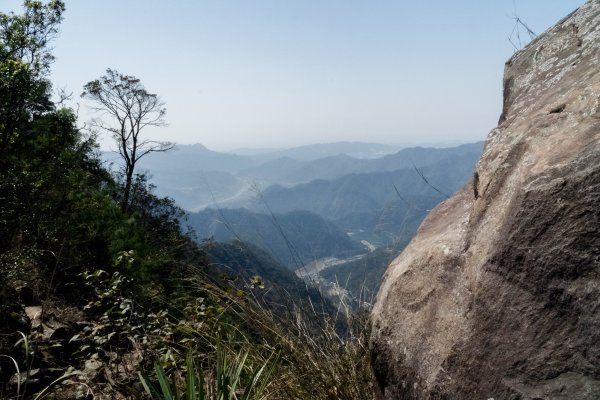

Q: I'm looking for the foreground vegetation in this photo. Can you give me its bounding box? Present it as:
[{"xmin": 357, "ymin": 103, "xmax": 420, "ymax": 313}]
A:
[{"xmin": 0, "ymin": 1, "xmax": 372, "ymax": 399}]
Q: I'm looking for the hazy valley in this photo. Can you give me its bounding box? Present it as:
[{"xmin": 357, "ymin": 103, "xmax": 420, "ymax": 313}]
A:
[{"xmin": 135, "ymin": 141, "xmax": 483, "ymax": 303}]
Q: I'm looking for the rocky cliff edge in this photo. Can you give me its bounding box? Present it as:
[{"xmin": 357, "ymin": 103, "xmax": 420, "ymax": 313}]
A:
[{"xmin": 370, "ymin": 1, "xmax": 600, "ymax": 399}]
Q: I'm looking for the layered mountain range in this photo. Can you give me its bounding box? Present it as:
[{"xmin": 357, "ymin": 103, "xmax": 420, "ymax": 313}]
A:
[
  {"xmin": 136, "ymin": 142, "xmax": 483, "ymax": 212},
  {"xmin": 132, "ymin": 141, "xmax": 483, "ymax": 300}
]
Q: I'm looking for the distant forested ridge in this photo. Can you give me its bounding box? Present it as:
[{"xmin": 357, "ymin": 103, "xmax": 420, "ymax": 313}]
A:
[
  {"xmin": 189, "ymin": 208, "xmax": 365, "ymax": 268},
  {"xmin": 136, "ymin": 141, "xmax": 483, "ymax": 211},
  {"xmin": 203, "ymin": 240, "xmax": 332, "ymax": 310}
]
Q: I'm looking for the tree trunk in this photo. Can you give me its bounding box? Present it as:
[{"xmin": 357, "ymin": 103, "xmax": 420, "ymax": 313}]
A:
[{"xmin": 121, "ymin": 165, "xmax": 134, "ymax": 213}]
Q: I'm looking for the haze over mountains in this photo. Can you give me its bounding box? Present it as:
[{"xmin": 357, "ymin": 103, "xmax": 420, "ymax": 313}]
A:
[
  {"xmin": 135, "ymin": 142, "xmax": 401, "ymax": 211},
  {"xmin": 233, "ymin": 142, "xmax": 405, "ymax": 161},
  {"xmin": 133, "ymin": 140, "xmax": 483, "ymax": 301},
  {"xmin": 136, "ymin": 141, "xmax": 483, "ymax": 211}
]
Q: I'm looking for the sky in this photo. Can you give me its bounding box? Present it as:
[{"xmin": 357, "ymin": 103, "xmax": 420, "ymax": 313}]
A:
[{"xmin": 1, "ymin": 1, "xmax": 586, "ymax": 151}]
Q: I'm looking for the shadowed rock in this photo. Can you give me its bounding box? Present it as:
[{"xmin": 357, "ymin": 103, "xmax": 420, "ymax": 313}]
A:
[{"xmin": 370, "ymin": 1, "xmax": 600, "ymax": 399}]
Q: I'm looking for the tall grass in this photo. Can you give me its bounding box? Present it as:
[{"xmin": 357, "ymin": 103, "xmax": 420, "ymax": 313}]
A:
[
  {"xmin": 141, "ymin": 346, "xmax": 277, "ymax": 400},
  {"xmin": 146, "ymin": 270, "xmax": 373, "ymax": 400}
]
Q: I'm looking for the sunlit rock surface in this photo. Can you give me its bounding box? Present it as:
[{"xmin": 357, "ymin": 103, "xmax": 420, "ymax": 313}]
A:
[{"xmin": 370, "ymin": 1, "xmax": 600, "ymax": 398}]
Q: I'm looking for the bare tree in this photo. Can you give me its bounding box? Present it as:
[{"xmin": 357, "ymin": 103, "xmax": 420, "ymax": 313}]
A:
[{"xmin": 82, "ymin": 69, "xmax": 173, "ymax": 212}]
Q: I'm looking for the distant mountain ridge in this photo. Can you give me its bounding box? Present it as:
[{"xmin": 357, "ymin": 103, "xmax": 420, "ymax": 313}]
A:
[
  {"xmin": 188, "ymin": 208, "xmax": 365, "ymax": 268},
  {"xmin": 238, "ymin": 142, "xmax": 484, "ymax": 186},
  {"xmin": 203, "ymin": 240, "xmax": 330, "ymax": 309},
  {"xmin": 132, "ymin": 141, "xmax": 482, "ymax": 211},
  {"xmin": 137, "ymin": 143, "xmax": 257, "ymax": 173},
  {"xmin": 229, "ymin": 149, "xmax": 482, "ymax": 223},
  {"xmin": 239, "ymin": 141, "xmax": 405, "ymax": 161}
]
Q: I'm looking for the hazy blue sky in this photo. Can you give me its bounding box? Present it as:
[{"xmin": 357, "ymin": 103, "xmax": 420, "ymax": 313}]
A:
[{"xmin": 2, "ymin": 1, "xmax": 585, "ymax": 151}]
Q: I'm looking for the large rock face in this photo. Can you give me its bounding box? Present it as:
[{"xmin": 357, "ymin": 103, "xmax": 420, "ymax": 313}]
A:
[{"xmin": 370, "ymin": 2, "xmax": 600, "ymax": 399}]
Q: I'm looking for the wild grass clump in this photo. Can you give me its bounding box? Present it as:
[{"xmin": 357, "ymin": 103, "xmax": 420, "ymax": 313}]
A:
[
  {"xmin": 141, "ymin": 270, "xmax": 373, "ymax": 400},
  {"xmin": 140, "ymin": 346, "xmax": 277, "ymax": 400}
]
